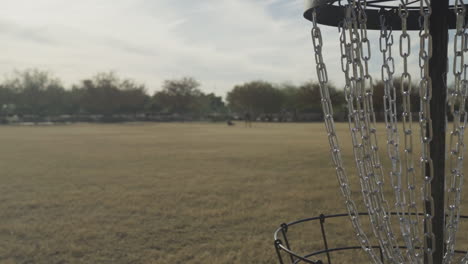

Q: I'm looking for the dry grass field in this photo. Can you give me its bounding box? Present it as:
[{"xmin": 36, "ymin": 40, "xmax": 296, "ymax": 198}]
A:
[{"xmin": 1, "ymin": 122, "xmax": 468, "ymax": 264}]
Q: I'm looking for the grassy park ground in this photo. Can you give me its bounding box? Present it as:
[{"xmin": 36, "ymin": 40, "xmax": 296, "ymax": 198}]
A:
[{"xmin": 1, "ymin": 122, "xmax": 468, "ymax": 263}]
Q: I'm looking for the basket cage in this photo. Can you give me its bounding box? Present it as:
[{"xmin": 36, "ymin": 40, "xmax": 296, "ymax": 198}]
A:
[
  {"xmin": 274, "ymin": 213, "xmax": 468, "ymax": 264},
  {"xmin": 274, "ymin": 0, "xmax": 468, "ymax": 263}
]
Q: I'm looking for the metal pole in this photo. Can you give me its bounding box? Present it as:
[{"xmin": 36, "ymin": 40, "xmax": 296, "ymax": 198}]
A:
[
  {"xmin": 428, "ymin": 0, "xmax": 449, "ymax": 263},
  {"xmin": 319, "ymin": 214, "xmax": 332, "ymax": 264}
]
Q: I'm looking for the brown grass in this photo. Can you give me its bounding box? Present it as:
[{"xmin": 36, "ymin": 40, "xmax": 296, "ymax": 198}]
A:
[{"xmin": 0, "ymin": 122, "xmax": 467, "ymax": 263}]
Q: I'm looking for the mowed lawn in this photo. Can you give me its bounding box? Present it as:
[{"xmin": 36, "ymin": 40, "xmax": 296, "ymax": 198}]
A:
[{"xmin": 1, "ymin": 122, "xmax": 468, "ymax": 264}]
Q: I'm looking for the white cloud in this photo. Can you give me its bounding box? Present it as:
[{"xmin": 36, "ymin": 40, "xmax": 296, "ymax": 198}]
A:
[
  {"xmin": 0, "ymin": 0, "xmax": 382, "ymax": 97},
  {"xmin": 0, "ymin": 0, "xmax": 459, "ymax": 97}
]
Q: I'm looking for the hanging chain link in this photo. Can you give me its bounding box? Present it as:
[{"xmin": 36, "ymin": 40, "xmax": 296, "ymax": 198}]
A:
[
  {"xmin": 311, "ymin": 10, "xmax": 383, "ymax": 264},
  {"xmin": 380, "ymin": 7, "xmax": 420, "ymax": 263},
  {"xmin": 365, "ymin": 5, "xmax": 407, "ymax": 264},
  {"xmin": 398, "ymin": 1, "xmax": 427, "ymax": 262},
  {"xmin": 309, "ymin": 1, "xmax": 468, "ymax": 263},
  {"xmin": 445, "ymin": 1, "xmax": 467, "ymax": 263},
  {"xmin": 416, "ymin": 0, "xmax": 436, "ymax": 263},
  {"xmin": 345, "ymin": 1, "xmax": 403, "ymax": 262}
]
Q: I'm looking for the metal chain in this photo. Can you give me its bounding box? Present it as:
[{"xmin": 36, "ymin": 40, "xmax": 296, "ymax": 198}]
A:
[
  {"xmin": 359, "ymin": 1, "xmax": 405, "ymax": 262},
  {"xmin": 398, "ymin": 2, "xmax": 427, "ymax": 262},
  {"xmin": 311, "ymin": 1, "xmax": 468, "ymax": 263},
  {"xmin": 311, "ymin": 10, "xmax": 382, "ymax": 264},
  {"xmin": 381, "ymin": 9, "xmax": 421, "ymax": 263},
  {"xmin": 462, "ymin": 255, "xmax": 468, "ymax": 264},
  {"xmin": 444, "ymin": 1, "xmax": 467, "ymax": 263},
  {"xmin": 345, "ymin": 1, "xmax": 403, "ymax": 262},
  {"xmin": 416, "ymin": 0, "xmax": 436, "ymax": 263}
]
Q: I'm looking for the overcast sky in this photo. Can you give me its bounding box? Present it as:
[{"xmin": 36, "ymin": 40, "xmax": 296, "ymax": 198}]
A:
[
  {"xmin": 0, "ymin": 0, "xmax": 332, "ymax": 96},
  {"xmin": 0, "ymin": 0, "xmax": 460, "ymax": 97}
]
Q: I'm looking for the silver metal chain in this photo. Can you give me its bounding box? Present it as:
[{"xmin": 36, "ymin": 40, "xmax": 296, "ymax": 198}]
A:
[
  {"xmin": 345, "ymin": 1, "xmax": 403, "ymax": 262},
  {"xmin": 309, "ymin": 1, "xmax": 466, "ymax": 263},
  {"xmin": 311, "ymin": 10, "xmax": 383, "ymax": 264},
  {"xmin": 346, "ymin": 7, "xmax": 385, "ymax": 261},
  {"xmin": 380, "ymin": 8, "xmax": 421, "ymax": 263},
  {"xmin": 445, "ymin": 1, "xmax": 467, "ymax": 263},
  {"xmin": 416, "ymin": 0, "xmax": 436, "ymax": 263},
  {"xmin": 399, "ymin": 1, "xmax": 427, "ymax": 262},
  {"xmin": 366, "ymin": 8, "xmax": 407, "ymax": 264}
]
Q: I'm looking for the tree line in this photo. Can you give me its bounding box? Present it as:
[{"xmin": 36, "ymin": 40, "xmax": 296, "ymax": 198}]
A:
[
  {"xmin": 227, "ymin": 79, "xmax": 423, "ymax": 122},
  {"xmin": 0, "ymin": 70, "xmax": 225, "ymax": 122},
  {"xmin": 0, "ymin": 69, "xmax": 424, "ymax": 123}
]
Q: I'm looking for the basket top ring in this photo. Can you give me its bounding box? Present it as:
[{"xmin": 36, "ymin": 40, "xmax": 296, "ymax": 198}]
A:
[{"xmin": 303, "ymin": 0, "xmax": 464, "ymax": 30}]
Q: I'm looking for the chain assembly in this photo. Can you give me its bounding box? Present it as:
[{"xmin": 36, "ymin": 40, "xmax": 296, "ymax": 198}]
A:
[
  {"xmin": 345, "ymin": 6, "xmax": 386, "ymax": 262},
  {"xmin": 380, "ymin": 5, "xmax": 422, "ymax": 262},
  {"xmin": 342, "ymin": 0, "xmax": 404, "ymax": 262},
  {"xmin": 308, "ymin": 0, "xmax": 468, "ymax": 263},
  {"xmin": 445, "ymin": 1, "xmax": 467, "ymax": 263},
  {"xmin": 312, "ymin": 9, "xmax": 383, "ymax": 264},
  {"xmin": 415, "ymin": 0, "xmax": 436, "ymax": 263},
  {"xmin": 368, "ymin": 4, "xmax": 406, "ymax": 264},
  {"xmin": 400, "ymin": 0, "xmax": 427, "ymax": 262}
]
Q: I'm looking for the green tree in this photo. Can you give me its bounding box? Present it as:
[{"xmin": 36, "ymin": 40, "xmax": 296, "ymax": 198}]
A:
[
  {"xmin": 74, "ymin": 72, "xmax": 149, "ymax": 115},
  {"xmin": 294, "ymin": 82, "xmax": 321, "ymax": 113},
  {"xmin": 2, "ymin": 69, "xmax": 66, "ymax": 115},
  {"xmin": 278, "ymin": 83, "xmax": 299, "ymax": 111},
  {"xmin": 196, "ymin": 93, "xmax": 226, "ymax": 114},
  {"xmin": 0, "ymin": 85, "xmax": 17, "ymax": 115},
  {"xmin": 292, "ymin": 81, "xmax": 344, "ymax": 114},
  {"xmin": 372, "ymin": 79, "xmax": 419, "ymax": 119},
  {"xmin": 152, "ymin": 77, "xmax": 203, "ymax": 114},
  {"xmin": 117, "ymin": 80, "xmax": 150, "ymax": 114},
  {"xmin": 226, "ymin": 81, "xmax": 284, "ymax": 117}
]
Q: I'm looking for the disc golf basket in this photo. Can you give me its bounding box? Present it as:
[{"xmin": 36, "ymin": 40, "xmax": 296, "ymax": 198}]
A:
[{"xmin": 274, "ymin": 0, "xmax": 468, "ymax": 263}]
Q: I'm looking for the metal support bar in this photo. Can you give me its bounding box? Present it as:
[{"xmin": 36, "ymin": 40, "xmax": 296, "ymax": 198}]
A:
[
  {"xmin": 428, "ymin": 0, "xmax": 449, "ymax": 263},
  {"xmin": 319, "ymin": 214, "xmax": 332, "ymax": 264},
  {"xmin": 281, "ymin": 223, "xmax": 295, "ymax": 263},
  {"xmin": 275, "ymin": 239, "xmax": 286, "ymax": 264},
  {"xmin": 379, "ymin": 247, "xmax": 384, "ymax": 263}
]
